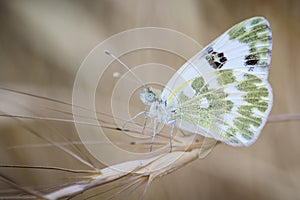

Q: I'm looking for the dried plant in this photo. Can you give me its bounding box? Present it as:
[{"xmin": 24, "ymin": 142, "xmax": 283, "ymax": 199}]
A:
[
  {"xmin": 0, "ymin": 88, "xmax": 299, "ymax": 199},
  {"xmin": 0, "ymin": 88, "xmax": 218, "ymax": 199}
]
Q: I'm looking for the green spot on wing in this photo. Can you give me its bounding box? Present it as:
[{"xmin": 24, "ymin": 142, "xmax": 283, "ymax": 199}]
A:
[
  {"xmin": 191, "ymin": 77, "xmax": 208, "ymax": 94},
  {"xmin": 228, "ymin": 24, "xmax": 246, "ymax": 40},
  {"xmin": 178, "ymin": 91, "xmax": 189, "ymax": 103},
  {"xmin": 237, "ymin": 74, "xmax": 262, "ymax": 91},
  {"xmin": 226, "ymin": 127, "xmax": 237, "ymax": 138},
  {"xmin": 217, "ymin": 70, "xmax": 237, "ymax": 85},
  {"xmin": 250, "ymin": 17, "xmax": 264, "ymax": 25}
]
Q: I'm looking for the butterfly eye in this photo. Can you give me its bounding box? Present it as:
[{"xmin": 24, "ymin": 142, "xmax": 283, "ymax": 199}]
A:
[
  {"xmin": 140, "ymin": 88, "xmax": 157, "ymax": 105},
  {"xmin": 146, "ymin": 92, "xmax": 155, "ymax": 102}
]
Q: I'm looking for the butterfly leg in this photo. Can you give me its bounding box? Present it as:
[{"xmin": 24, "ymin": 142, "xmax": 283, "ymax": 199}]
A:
[
  {"xmin": 141, "ymin": 107, "xmax": 149, "ymax": 134},
  {"xmin": 169, "ymin": 123, "xmax": 175, "ymax": 152},
  {"xmin": 150, "ymin": 118, "xmax": 157, "ymax": 152},
  {"xmin": 122, "ymin": 111, "xmax": 146, "ymax": 131}
]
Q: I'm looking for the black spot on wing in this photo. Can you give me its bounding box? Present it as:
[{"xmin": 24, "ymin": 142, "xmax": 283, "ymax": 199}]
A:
[
  {"xmin": 220, "ymin": 57, "xmax": 227, "ymax": 63},
  {"xmin": 245, "ymin": 59, "xmax": 259, "ymax": 65},
  {"xmin": 205, "ymin": 47, "xmax": 227, "ymax": 69},
  {"xmin": 245, "ymin": 54, "xmax": 259, "ymax": 66}
]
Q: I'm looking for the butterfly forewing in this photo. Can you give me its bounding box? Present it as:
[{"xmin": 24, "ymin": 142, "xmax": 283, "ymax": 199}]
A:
[{"xmin": 162, "ymin": 16, "xmax": 272, "ymax": 146}]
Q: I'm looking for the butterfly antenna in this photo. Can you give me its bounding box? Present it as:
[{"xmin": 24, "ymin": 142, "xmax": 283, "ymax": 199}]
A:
[{"xmin": 104, "ymin": 50, "xmax": 146, "ymax": 89}]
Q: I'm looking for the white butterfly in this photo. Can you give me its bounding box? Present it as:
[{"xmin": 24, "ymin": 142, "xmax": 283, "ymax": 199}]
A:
[{"xmin": 139, "ymin": 16, "xmax": 272, "ymax": 147}]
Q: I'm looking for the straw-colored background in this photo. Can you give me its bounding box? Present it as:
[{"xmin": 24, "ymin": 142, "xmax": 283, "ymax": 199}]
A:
[{"xmin": 0, "ymin": 0, "xmax": 299, "ymax": 199}]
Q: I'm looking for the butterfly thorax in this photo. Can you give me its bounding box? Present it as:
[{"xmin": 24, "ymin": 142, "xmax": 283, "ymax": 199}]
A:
[{"xmin": 140, "ymin": 87, "xmax": 175, "ymax": 124}]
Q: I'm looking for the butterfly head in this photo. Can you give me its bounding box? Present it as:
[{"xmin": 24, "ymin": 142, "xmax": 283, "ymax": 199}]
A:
[{"xmin": 140, "ymin": 87, "xmax": 162, "ymax": 105}]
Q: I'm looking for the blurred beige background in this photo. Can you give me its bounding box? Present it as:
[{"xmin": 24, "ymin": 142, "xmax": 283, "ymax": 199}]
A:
[{"xmin": 0, "ymin": 0, "xmax": 300, "ymax": 199}]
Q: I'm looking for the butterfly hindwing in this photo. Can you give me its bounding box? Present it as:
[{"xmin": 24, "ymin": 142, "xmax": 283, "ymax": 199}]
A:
[
  {"xmin": 175, "ymin": 69, "xmax": 272, "ymax": 146},
  {"xmin": 162, "ymin": 16, "xmax": 272, "ymax": 146}
]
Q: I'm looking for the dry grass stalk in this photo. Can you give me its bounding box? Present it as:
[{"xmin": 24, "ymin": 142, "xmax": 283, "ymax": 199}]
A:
[{"xmin": 44, "ymin": 136, "xmax": 217, "ymax": 200}]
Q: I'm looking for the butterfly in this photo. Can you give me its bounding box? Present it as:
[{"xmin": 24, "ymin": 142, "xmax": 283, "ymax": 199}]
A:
[{"xmin": 139, "ymin": 16, "xmax": 272, "ymax": 147}]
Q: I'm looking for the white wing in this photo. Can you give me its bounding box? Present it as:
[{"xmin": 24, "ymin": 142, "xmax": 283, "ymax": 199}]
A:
[{"xmin": 162, "ymin": 17, "xmax": 272, "ymax": 146}]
